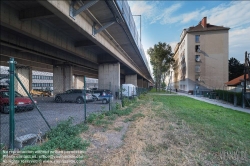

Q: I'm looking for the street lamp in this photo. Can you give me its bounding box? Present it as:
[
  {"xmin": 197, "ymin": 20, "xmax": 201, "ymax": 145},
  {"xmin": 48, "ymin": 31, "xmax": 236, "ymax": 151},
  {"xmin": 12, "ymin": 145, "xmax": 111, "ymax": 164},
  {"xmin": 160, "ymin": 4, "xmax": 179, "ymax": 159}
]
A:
[{"xmin": 132, "ymin": 15, "xmax": 141, "ymax": 43}]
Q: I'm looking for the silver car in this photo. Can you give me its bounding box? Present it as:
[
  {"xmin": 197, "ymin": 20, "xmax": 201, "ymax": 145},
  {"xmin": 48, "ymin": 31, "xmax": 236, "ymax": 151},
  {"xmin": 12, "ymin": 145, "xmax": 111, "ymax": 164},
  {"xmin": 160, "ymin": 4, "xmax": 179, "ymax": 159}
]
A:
[{"xmin": 54, "ymin": 89, "xmax": 93, "ymax": 104}]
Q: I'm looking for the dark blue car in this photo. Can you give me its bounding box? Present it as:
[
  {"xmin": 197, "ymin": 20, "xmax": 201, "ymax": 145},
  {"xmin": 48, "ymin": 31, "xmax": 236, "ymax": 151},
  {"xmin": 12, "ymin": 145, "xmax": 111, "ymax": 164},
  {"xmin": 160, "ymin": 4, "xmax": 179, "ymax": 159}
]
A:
[{"xmin": 92, "ymin": 89, "xmax": 113, "ymax": 104}]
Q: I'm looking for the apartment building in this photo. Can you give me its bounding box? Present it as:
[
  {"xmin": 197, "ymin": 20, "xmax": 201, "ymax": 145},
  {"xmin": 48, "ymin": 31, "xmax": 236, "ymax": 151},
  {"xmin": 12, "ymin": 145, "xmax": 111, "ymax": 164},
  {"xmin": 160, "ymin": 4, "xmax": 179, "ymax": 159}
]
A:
[{"xmin": 172, "ymin": 17, "xmax": 229, "ymax": 92}]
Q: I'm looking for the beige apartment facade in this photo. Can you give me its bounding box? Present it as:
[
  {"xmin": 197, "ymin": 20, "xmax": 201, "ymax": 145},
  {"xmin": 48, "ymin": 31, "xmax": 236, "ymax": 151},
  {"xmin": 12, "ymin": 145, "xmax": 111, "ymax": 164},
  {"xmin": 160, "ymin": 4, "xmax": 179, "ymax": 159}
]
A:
[{"xmin": 172, "ymin": 17, "xmax": 229, "ymax": 92}]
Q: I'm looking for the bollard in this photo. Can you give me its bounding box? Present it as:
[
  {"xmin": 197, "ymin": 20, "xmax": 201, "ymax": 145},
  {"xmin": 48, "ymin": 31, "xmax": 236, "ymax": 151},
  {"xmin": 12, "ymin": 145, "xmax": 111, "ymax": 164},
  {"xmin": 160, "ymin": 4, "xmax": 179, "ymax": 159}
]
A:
[{"xmin": 234, "ymin": 94, "xmax": 237, "ymax": 107}]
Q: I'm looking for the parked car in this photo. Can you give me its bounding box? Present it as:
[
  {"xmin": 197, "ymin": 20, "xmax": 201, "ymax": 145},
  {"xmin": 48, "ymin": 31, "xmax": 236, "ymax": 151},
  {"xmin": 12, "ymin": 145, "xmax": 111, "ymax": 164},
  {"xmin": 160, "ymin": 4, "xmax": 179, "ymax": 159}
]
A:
[
  {"xmin": 30, "ymin": 89, "xmax": 51, "ymax": 97},
  {"xmin": 92, "ymin": 89, "xmax": 113, "ymax": 104},
  {"xmin": 54, "ymin": 89, "xmax": 93, "ymax": 104},
  {"xmin": 0, "ymin": 89, "xmax": 37, "ymax": 114}
]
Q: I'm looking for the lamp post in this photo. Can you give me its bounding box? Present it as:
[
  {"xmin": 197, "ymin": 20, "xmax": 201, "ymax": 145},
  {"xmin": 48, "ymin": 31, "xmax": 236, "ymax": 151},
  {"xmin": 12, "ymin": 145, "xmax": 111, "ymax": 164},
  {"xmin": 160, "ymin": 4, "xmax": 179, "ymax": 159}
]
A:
[{"xmin": 132, "ymin": 15, "xmax": 141, "ymax": 43}]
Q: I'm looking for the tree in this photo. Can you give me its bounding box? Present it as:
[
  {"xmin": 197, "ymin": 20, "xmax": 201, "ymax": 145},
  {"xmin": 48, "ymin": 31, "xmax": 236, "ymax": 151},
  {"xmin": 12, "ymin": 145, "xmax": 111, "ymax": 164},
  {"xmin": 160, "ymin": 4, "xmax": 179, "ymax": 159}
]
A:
[
  {"xmin": 229, "ymin": 57, "xmax": 244, "ymax": 80},
  {"xmin": 147, "ymin": 42, "xmax": 174, "ymax": 91}
]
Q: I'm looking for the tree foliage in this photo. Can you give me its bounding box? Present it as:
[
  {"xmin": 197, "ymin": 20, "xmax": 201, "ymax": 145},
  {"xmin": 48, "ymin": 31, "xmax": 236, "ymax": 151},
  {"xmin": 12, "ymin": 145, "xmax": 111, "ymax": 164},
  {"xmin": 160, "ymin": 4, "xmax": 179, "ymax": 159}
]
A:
[
  {"xmin": 229, "ymin": 57, "xmax": 244, "ymax": 80},
  {"xmin": 147, "ymin": 42, "xmax": 174, "ymax": 91}
]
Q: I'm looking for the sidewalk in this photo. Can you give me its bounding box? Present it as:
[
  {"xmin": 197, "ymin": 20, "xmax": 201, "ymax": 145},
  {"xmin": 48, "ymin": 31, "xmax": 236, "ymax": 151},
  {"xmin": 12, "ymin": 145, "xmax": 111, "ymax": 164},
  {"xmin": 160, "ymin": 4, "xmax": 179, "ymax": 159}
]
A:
[{"xmin": 176, "ymin": 92, "xmax": 250, "ymax": 114}]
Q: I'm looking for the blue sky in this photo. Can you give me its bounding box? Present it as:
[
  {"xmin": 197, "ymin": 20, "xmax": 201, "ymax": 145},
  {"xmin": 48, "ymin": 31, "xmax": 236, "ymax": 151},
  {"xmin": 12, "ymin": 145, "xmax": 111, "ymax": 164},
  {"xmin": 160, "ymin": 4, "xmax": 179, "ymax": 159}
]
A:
[{"xmin": 128, "ymin": 1, "xmax": 250, "ymax": 64}]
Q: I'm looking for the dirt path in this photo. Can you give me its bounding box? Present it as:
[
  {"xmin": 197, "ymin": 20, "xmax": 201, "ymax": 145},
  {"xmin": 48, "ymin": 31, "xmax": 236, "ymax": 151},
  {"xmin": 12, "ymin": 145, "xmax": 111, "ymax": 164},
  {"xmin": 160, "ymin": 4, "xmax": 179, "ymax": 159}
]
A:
[{"xmin": 83, "ymin": 99, "xmax": 209, "ymax": 166}]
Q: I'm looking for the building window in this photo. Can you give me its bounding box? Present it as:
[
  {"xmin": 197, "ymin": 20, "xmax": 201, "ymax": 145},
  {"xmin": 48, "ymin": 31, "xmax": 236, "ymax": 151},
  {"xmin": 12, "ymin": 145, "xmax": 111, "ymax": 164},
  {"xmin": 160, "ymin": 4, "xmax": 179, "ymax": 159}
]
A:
[
  {"xmin": 195, "ymin": 35, "xmax": 200, "ymax": 43},
  {"xmin": 195, "ymin": 75, "xmax": 201, "ymax": 81},
  {"xmin": 195, "ymin": 45, "xmax": 201, "ymax": 52},
  {"xmin": 195, "ymin": 55, "xmax": 201, "ymax": 62},
  {"xmin": 195, "ymin": 65, "xmax": 201, "ymax": 72}
]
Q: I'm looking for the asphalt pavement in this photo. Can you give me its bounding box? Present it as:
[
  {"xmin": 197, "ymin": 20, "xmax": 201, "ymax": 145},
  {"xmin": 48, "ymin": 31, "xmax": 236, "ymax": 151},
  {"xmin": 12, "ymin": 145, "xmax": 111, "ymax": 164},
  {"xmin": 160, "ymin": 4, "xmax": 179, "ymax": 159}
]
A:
[{"xmin": 0, "ymin": 97, "xmax": 121, "ymax": 147}]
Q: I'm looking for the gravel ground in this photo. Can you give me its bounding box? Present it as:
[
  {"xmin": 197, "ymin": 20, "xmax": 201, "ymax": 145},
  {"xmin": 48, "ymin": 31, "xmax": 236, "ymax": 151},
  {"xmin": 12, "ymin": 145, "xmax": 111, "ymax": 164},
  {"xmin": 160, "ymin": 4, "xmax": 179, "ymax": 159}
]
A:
[{"xmin": 0, "ymin": 97, "xmax": 121, "ymax": 147}]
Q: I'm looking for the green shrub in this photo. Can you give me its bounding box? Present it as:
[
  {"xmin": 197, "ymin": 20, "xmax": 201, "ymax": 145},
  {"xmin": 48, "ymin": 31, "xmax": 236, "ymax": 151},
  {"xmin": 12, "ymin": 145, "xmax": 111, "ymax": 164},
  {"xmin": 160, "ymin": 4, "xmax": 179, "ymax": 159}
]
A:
[
  {"xmin": 86, "ymin": 114, "xmax": 98, "ymax": 123},
  {"xmin": 214, "ymin": 90, "xmax": 249, "ymax": 107}
]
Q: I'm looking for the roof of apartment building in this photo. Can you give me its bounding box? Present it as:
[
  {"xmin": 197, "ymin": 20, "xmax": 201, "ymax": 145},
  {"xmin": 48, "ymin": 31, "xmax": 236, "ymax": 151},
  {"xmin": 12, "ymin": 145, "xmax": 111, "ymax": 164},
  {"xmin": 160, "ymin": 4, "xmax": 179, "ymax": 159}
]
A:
[
  {"xmin": 225, "ymin": 74, "xmax": 249, "ymax": 86},
  {"xmin": 187, "ymin": 17, "xmax": 230, "ymax": 32}
]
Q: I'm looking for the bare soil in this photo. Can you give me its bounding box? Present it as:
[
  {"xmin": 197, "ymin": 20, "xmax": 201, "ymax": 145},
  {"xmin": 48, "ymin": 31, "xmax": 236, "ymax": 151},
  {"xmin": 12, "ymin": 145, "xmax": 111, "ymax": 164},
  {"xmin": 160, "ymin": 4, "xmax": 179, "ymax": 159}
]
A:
[{"xmin": 83, "ymin": 101, "xmax": 209, "ymax": 166}]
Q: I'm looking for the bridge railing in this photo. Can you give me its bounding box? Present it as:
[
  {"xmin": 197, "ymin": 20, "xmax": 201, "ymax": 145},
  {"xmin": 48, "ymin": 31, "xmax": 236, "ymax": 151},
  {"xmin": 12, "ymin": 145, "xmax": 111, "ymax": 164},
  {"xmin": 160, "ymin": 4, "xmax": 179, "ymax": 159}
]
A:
[{"xmin": 115, "ymin": 0, "xmax": 152, "ymax": 77}]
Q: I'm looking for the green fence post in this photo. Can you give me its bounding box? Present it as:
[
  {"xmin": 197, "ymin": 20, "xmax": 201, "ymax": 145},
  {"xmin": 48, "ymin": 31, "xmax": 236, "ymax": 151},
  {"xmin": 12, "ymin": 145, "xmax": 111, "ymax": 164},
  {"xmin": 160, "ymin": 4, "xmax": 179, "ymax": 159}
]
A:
[
  {"xmin": 84, "ymin": 76, "xmax": 86, "ymax": 122},
  {"xmin": 8, "ymin": 58, "xmax": 15, "ymax": 150},
  {"xmin": 109, "ymin": 82, "xmax": 111, "ymax": 111},
  {"xmin": 121, "ymin": 84, "xmax": 124, "ymax": 107}
]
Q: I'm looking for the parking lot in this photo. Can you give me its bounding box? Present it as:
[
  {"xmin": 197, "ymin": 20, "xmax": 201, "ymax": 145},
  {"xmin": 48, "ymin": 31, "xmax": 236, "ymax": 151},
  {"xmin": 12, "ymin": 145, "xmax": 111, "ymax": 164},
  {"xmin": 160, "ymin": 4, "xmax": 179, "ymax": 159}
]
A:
[{"xmin": 0, "ymin": 96, "xmax": 121, "ymax": 147}]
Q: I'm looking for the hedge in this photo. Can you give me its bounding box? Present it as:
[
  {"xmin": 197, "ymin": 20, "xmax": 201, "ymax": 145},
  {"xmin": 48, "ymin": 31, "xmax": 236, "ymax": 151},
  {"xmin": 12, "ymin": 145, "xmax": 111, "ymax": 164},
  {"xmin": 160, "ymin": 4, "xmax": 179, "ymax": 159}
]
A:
[{"xmin": 214, "ymin": 90, "xmax": 249, "ymax": 107}]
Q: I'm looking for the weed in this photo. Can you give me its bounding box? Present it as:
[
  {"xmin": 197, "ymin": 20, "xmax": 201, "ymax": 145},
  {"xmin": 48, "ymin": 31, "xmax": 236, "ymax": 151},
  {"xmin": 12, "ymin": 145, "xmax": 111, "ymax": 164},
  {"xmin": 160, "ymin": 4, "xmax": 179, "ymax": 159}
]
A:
[
  {"xmin": 115, "ymin": 102, "xmax": 121, "ymax": 110},
  {"xmin": 125, "ymin": 154, "xmax": 130, "ymax": 162},
  {"xmin": 0, "ymin": 143, "xmax": 5, "ymax": 163},
  {"xmin": 87, "ymin": 114, "xmax": 98, "ymax": 124},
  {"xmin": 114, "ymin": 126, "xmax": 123, "ymax": 132},
  {"xmin": 124, "ymin": 118, "xmax": 130, "ymax": 123},
  {"xmin": 124, "ymin": 113, "xmax": 145, "ymax": 122},
  {"xmin": 107, "ymin": 114, "xmax": 117, "ymax": 121},
  {"xmin": 145, "ymin": 144, "xmax": 156, "ymax": 152},
  {"xmin": 159, "ymin": 142, "xmax": 169, "ymax": 150},
  {"xmin": 94, "ymin": 119, "xmax": 111, "ymax": 126},
  {"xmin": 169, "ymin": 124, "xmax": 174, "ymax": 130},
  {"xmin": 15, "ymin": 118, "xmax": 90, "ymax": 164},
  {"xmin": 130, "ymin": 113, "xmax": 145, "ymax": 121}
]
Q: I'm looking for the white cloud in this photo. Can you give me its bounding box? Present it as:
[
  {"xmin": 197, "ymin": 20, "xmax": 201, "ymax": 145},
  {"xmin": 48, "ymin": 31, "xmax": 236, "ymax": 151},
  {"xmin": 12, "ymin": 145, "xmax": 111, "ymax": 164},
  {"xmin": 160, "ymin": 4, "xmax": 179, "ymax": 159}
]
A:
[
  {"xmin": 229, "ymin": 26, "xmax": 250, "ymax": 63},
  {"xmin": 205, "ymin": 1, "xmax": 250, "ymax": 29},
  {"xmin": 153, "ymin": 3, "xmax": 182, "ymax": 24},
  {"xmin": 128, "ymin": 1, "xmax": 157, "ymax": 20}
]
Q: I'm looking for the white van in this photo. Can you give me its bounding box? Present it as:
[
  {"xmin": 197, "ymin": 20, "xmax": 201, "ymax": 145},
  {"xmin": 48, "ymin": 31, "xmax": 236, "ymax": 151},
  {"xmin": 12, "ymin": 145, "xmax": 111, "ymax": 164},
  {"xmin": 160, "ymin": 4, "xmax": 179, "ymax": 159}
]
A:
[{"xmin": 122, "ymin": 84, "xmax": 137, "ymax": 97}]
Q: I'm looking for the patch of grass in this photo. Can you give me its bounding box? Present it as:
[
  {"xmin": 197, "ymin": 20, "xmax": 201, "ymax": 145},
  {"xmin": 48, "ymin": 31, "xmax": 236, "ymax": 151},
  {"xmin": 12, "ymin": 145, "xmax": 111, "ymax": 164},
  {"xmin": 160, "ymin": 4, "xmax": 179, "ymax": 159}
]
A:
[
  {"xmin": 152, "ymin": 95, "xmax": 250, "ymax": 162},
  {"xmin": 145, "ymin": 144, "xmax": 157, "ymax": 152},
  {"xmin": 15, "ymin": 117, "xmax": 89, "ymax": 164},
  {"xmin": 149, "ymin": 88, "xmax": 165, "ymax": 93},
  {"xmin": 124, "ymin": 118, "xmax": 130, "ymax": 123},
  {"xmin": 129, "ymin": 113, "xmax": 145, "ymax": 121},
  {"xmin": 107, "ymin": 114, "xmax": 117, "ymax": 121},
  {"xmin": 87, "ymin": 114, "xmax": 98, "ymax": 124},
  {"xmin": 94, "ymin": 119, "xmax": 111, "ymax": 127},
  {"xmin": 114, "ymin": 126, "xmax": 123, "ymax": 132},
  {"xmin": 0, "ymin": 143, "xmax": 4, "ymax": 163},
  {"xmin": 123, "ymin": 113, "xmax": 145, "ymax": 122},
  {"xmin": 105, "ymin": 107, "xmax": 133, "ymax": 117}
]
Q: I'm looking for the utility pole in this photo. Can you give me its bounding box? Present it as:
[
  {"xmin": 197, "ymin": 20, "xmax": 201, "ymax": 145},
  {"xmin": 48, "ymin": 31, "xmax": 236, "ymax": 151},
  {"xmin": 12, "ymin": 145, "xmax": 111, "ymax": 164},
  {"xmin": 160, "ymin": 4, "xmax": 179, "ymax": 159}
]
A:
[{"xmin": 243, "ymin": 51, "xmax": 247, "ymax": 108}]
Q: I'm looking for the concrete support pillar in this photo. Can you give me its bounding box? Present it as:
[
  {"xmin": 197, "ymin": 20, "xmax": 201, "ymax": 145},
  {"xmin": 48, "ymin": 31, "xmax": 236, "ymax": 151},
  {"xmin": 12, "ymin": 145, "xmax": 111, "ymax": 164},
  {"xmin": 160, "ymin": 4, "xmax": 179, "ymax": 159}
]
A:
[
  {"xmin": 125, "ymin": 74, "xmax": 137, "ymax": 86},
  {"xmin": 74, "ymin": 76, "xmax": 84, "ymax": 89},
  {"xmin": 137, "ymin": 78, "xmax": 143, "ymax": 88},
  {"xmin": 15, "ymin": 66, "xmax": 32, "ymax": 96},
  {"xmin": 120, "ymin": 78, "xmax": 125, "ymax": 85},
  {"xmin": 98, "ymin": 63, "xmax": 120, "ymax": 94},
  {"xmin": 53, "ymin": 64, "xmax": 73, "ymax": 95},
  {"xmin": 143, "ymin": 80, "xmax": 148, "ymax": 88}
]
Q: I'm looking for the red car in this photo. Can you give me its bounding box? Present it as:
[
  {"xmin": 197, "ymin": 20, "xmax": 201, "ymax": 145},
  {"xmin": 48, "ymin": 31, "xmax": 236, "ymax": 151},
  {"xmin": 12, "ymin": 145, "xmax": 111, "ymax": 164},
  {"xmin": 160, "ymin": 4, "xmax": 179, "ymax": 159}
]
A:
[{"xmin": 0, "ymin": 89, "xmax": 36, "ymax": 114}]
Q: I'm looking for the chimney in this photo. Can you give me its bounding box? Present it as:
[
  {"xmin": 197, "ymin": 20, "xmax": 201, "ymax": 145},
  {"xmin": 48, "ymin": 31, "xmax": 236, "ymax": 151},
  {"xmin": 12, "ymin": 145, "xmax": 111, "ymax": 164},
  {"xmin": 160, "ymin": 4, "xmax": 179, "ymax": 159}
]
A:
[{"xmin": 201, "ymin": 17, "xmax": 207, "ymax": 28}]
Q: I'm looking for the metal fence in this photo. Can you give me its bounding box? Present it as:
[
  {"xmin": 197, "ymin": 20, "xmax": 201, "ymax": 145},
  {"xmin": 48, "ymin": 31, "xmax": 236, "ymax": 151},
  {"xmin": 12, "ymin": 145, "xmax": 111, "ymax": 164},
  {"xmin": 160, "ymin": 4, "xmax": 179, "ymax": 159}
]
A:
[
  {"xmin": 191, "ymin": 86, "xmax": 250, "ymax": 108},
  {"xmin": 0, "ymin": 59, "xmax": 149, "ymax": 150}
]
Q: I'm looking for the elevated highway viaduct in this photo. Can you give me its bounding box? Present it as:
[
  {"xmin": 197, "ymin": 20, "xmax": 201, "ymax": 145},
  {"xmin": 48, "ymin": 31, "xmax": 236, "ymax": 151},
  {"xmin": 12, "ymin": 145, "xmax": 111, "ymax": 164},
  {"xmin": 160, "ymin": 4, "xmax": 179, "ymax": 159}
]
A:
[{"xmin": 0, "ymin": 0, "xmax": 153, "ymax": 95}]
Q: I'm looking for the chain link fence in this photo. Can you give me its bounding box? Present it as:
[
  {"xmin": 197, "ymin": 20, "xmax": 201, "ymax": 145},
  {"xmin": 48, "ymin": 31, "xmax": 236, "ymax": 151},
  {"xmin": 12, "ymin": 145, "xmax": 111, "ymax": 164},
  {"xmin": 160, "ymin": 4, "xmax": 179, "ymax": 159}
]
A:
[{"xmin": 0, "ymin": 61, "xmax": 149, "ymax": 150}]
